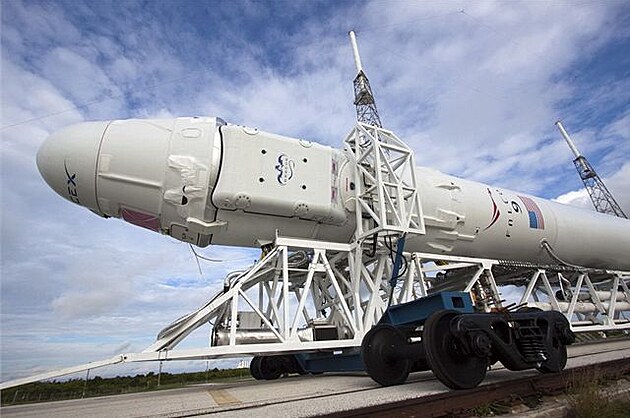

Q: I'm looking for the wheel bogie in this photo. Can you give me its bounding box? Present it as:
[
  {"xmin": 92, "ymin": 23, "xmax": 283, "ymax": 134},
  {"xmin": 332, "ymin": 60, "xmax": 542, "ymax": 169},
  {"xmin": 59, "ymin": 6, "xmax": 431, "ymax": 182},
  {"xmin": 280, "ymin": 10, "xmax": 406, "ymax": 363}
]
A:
[{"xmin": 360, "ymin": 308, "xmax": 574, "ymax": 390}]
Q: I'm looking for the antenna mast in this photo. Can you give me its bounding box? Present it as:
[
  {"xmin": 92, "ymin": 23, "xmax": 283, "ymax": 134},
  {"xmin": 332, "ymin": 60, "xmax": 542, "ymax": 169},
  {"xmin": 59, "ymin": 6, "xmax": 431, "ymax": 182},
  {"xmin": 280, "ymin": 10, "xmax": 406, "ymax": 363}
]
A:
[
  {"xmin": 348, "ymin": 31, "xmax": 382, "ymax": 128},
  {"xmin": 555, "ymin": 120, "xmax": 627, "ymax": 218}
]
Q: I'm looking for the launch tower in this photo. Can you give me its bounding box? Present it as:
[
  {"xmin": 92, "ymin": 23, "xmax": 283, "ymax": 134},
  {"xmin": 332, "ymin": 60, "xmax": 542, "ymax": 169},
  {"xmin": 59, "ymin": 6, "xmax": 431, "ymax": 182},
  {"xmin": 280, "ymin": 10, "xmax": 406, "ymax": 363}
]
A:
[
  {"xmin": 349, "ymin": 31, "xmax": 382, "ymax": 128},
  {"xmin": 555, "ymin": 121, "xmax": 627, "ymax": 218}
]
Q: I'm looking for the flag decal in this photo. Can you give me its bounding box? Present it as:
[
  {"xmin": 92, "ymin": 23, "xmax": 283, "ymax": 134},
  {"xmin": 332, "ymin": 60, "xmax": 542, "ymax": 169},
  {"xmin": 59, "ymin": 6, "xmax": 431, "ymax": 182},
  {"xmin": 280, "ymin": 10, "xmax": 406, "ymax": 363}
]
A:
[{"xmin": 518, "ymin": 196, "xmax": 544, "ymax": 229}]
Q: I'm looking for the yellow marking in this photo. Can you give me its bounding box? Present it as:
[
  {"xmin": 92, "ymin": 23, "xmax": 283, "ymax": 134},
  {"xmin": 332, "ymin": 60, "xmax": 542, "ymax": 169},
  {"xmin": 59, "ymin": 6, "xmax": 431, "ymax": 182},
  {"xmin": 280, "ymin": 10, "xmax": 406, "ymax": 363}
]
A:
[{"xmin": 208, "ymin": 389, "xmax": 241, "ymax": 405}]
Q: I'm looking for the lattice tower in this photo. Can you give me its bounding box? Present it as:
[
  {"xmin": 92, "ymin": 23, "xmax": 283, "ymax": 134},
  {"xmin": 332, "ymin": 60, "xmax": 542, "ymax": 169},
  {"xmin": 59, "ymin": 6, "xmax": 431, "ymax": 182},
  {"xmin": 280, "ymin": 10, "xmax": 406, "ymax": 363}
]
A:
[
  {"xmin": 556, "ymin": 121, "xmax": 627, "ymax": 218},
  {"xmin": 349, "ymin": 31, "xmax": 382, "ymax": 128},
  {"xmin": 353, "ymin": 71, "xmax": 382, "ymax": 128}
]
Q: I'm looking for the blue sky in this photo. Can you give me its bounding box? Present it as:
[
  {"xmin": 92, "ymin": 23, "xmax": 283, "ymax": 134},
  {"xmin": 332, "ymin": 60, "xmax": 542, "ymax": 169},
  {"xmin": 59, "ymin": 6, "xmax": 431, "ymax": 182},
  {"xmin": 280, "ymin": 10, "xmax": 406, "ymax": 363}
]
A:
[{"xmin": 1, "ymin": 0, "xmax": 629, "ymax": 381}]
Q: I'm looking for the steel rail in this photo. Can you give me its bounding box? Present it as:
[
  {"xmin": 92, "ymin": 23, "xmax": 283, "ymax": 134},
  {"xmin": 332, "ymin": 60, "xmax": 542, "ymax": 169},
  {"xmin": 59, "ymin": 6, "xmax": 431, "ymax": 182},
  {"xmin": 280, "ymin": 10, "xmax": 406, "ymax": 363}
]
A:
[{"xmin": 322, "ymin": 357, "xmax": 630, "ymax": 417}]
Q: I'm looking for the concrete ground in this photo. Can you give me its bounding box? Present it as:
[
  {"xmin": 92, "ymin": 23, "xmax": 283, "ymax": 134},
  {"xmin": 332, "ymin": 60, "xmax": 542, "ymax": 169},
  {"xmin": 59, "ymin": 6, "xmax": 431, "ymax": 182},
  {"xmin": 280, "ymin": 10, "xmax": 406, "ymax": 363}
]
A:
[{"xmin": 2, "ymin": 339, "xmax": 629, "ymax": 418}]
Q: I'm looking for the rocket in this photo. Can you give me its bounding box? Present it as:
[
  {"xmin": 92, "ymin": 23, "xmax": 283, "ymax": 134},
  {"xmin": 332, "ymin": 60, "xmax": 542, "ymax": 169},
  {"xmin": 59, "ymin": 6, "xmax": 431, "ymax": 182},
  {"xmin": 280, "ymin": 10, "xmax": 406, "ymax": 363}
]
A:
[{"xmin": 36, "ymin": 116, "xmax": 630, "ymax": 271}]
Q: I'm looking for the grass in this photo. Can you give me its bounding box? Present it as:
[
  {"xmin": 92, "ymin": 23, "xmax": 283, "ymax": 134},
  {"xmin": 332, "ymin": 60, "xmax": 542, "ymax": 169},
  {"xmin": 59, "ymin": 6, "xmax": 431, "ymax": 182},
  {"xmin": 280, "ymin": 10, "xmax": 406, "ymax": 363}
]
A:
[
  {"xmin": 466, "ymin": 370, "xmax": 630, "ymax": 417},
  {"xmin": 1, "ymin": 368, "xmax": 252, "ymax": 406},
  {"xmin": 565, "ymin": 371, "xmax": 630, "ymax": 418}
]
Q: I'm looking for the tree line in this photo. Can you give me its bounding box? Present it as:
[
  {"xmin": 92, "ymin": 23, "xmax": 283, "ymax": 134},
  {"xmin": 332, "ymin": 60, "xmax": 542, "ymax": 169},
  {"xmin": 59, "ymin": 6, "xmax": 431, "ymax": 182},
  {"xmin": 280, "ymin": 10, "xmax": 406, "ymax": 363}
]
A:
[{"xmin": 1, "ymin": 367, "xmax": 249, "ymax": 406}]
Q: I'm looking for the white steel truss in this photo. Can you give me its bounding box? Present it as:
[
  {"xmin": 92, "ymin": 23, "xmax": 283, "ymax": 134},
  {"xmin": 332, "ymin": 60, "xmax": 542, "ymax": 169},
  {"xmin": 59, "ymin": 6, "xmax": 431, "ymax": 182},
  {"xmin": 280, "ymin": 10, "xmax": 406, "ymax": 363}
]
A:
[
  {"xmin": 2, "ymin": 239, "xmax": 628, "ymax": 390},
  {"xmin": 516, "ymin": 269, "xmax": 630, "ymax": 332},
  {"xmin": 344, "ymin": 123, "xmax": 425, "ymax": 239}
]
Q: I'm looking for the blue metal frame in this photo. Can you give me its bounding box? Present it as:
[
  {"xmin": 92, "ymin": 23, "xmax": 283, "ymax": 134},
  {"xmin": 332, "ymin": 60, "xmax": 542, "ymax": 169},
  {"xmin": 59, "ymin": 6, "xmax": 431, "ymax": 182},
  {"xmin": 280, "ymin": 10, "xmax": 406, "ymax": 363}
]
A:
[
  {"xmin": 295, "ymin": 292, "xmax": 474, "ymax": 373},
  {"xmin": 379, "ymin": 292, "xmax": 473, "ymax": 326}
]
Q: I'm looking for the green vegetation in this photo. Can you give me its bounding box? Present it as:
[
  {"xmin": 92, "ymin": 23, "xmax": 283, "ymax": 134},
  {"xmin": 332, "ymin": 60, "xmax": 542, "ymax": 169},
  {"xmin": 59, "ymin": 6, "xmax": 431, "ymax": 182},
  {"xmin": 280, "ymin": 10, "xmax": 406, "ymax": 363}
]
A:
[
  {"xmin": 465, "ymin": 369, "xmax": 630, "ymax": 417},
  {"xmin": 1, "ymin": 367, "xmax": 250, "ymax": 406},
  {"xmin": 565, "ymin": 372, "xmax": 630, "ymax": 418}
]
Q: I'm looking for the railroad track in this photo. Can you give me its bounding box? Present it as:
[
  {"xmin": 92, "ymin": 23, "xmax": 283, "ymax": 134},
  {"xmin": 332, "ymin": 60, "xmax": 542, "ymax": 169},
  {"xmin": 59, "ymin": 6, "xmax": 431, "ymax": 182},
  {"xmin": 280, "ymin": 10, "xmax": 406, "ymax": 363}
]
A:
[
  {"xmin": 162, "ymin": 340, "xmax": 630, "ymax": 417},
  {"xmin": 325, "ymin": 357, "xmax": 630, "ymax": 417}
]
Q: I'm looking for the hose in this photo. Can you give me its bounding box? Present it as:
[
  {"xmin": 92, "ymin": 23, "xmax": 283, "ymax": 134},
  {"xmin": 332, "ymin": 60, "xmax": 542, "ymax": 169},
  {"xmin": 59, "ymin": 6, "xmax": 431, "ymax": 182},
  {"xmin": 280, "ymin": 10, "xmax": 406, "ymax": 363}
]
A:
[{"xmin": 540, "ymin": 239, "xmax": 585, "ymax": 270}]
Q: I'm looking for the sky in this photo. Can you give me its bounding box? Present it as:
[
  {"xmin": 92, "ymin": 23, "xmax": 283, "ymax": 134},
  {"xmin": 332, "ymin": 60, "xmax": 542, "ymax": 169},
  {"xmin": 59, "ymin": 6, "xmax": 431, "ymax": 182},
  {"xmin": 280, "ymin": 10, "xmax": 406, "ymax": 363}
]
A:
[{"xmin": 1, "ymin": 0, "xmax": 629, "ymax": 382}]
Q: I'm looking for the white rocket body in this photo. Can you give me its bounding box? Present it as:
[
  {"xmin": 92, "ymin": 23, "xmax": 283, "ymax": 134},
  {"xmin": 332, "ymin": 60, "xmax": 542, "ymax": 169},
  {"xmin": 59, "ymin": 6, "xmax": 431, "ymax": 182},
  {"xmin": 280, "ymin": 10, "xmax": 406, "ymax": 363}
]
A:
[{"xmin": 37, "ymin": 117, "xmax": 630, "ymax": 271}]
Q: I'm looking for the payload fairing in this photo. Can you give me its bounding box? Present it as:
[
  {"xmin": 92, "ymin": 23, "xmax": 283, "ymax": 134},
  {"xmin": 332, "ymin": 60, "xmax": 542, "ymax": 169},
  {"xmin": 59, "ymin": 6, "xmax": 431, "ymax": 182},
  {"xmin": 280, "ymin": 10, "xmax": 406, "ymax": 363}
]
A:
[{"xmin": 37, "ymin": 116, "xmax": 630, "ymax": 270}]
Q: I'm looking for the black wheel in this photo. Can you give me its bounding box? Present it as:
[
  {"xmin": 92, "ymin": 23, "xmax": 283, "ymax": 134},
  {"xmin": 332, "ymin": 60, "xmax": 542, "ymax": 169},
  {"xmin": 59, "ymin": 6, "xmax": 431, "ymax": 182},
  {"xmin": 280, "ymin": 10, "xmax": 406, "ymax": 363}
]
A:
[
  {"xmin": 250, "ymin": 356, "xmax": 263, "ymax": 380},
  {"xmin": 537, "ymin": 340, "xmax": 567, "ymax": 373},
  {"xmin": 423, "ymin": 310, "xmax": 488, "ymax": 390},
  {"xmin": 361, "ymin": 324, "xmax": 411, "ymax": 386},
  {"xmin": 258, "ymin": 356, "xmax": 282, "ymax": 380},
  {"xmin": 517, "ymin": 308, "xmax": 568, "ymax": 374}
]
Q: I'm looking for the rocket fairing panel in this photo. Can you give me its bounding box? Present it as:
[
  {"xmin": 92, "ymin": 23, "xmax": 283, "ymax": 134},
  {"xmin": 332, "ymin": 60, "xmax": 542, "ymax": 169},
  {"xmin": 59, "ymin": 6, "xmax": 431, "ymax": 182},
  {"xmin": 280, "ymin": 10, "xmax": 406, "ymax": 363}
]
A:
[
  {"xmin": 96, "ymin": 119, "xmax": 172, "ymax": 218},
  {"xmin": 211, "ymin": 125, "xmax": 347, "ymax": 225},
  {"xmin": 92, "ymin": 117, "xmax": 223, "ymax": 246},
  {"xmin": 160, "ymin": 117, "xmax": 220, "ymax": 246},
  {"xmin": 411, "ymin": 169, "xmax": 561, "ymax": 261},
  {"xmin": 551, "ymin": 201, "xmax": 630, "ymax": 269}
]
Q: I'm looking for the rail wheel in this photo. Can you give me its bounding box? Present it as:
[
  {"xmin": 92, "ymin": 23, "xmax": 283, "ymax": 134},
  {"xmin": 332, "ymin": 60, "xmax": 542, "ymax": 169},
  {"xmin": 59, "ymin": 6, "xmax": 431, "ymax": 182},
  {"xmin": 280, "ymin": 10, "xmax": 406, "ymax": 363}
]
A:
[
  {"xmin": 361, "ymin": 324, "xmax": 411, "ymax": 386},
  {"xmin": 518, "ymin": 307, "xmax": 568, "ymax": 374},
  {"xmin": 537, "ymin": 338, "xmax": 567, "ymax": 373},
  {"xmin": 423, "ymin": 310, "xmax": 488, "ymax": 390},
  {"xmin": 250, "ymin": 356, "xmax": 263, "ymax": 380},
  {"xmin": 258, "ymin": 356, "xmax": 282, "ymax": 380}
]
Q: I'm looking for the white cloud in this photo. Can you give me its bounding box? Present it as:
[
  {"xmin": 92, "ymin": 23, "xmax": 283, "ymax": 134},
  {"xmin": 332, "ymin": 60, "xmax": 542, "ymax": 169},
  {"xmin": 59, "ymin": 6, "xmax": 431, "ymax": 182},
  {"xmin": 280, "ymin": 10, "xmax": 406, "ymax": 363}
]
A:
[
  {"xmin": 607, "ymin": 163, "xmax": 630, "ymax": 213},
  {"xmin": 1, "ymin": 59, "xmax": 84, "ymax": 133},
  {"xmin": 41, "ymin": 47, "xmax": 123, "ymax": 108},
  {"xmin": 553, "ymin": 162, "xmax": 630, "ymax": 214},
  {"xmin": 554, "ymin": 189, "xmax": 593, "ymax": 211}
]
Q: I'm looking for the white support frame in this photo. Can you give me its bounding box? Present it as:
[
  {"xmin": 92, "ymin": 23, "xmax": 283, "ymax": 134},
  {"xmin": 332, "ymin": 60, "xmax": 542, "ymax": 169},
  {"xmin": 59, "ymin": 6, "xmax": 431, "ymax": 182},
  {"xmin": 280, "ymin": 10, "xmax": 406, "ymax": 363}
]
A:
[
  {"xmin": 3, "ymin": 241, "xmax": 628, "ymax": 390},
  {"xmin": 344, "ymin": 123, "xmax": 425, "ymax": 239},
  {"xmin": 516, "ymin": 269, "xmax": 630, "ymax": 332}
]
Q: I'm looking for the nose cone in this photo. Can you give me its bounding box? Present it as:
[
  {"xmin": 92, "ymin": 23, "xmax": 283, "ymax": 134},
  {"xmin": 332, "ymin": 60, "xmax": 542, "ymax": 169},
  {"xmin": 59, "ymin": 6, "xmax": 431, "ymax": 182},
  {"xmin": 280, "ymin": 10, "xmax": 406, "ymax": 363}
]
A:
[{"xmin": 37, "ymin": 121, "xmax": 110, "ymax": 214}]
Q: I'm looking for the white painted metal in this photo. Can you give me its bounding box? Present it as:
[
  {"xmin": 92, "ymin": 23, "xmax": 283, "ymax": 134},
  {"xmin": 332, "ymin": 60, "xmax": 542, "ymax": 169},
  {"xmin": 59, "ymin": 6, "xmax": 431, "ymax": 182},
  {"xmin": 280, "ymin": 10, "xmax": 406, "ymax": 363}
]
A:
[
  {"xmin": 0, "ymin": 356, "xmax": 124, "ymax": 390},
  {"xmin": 37, "ymin": 119, "xmax": 630, "ymax": 270},
  {"xmin": 348, "ymin": 30, "xmax": 363, "ymax": 73},
  {"xmin": 3, "ymin": 234, "xmax": 628, "ymax": 389},
  {"xmin": 409, "ymin": 166, "xmax": 630, "ymax": 270},
  {"xmin": 555, "ymin": 120, "xmax": 582, "ymax": 158},
  {"xmin": 516, "ymin": 269, "xmax": 630, "ymax": 328},
  {"xmin": 344, "ymin": 123, "xmax": 425, "ymax": 239},
  {"xmin": 36, "ymin": 121, "xmax": 110, "ymax": 213}
]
